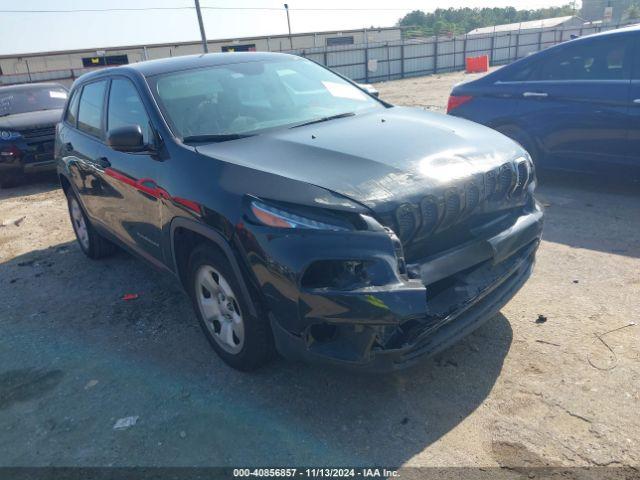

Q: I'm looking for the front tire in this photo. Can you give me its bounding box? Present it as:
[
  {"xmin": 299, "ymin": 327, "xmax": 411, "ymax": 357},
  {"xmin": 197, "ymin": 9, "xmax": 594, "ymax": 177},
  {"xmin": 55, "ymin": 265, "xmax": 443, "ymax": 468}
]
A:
[
  {"xmin": 187, "ymin": 244, "xmax": 273, "ymax": 371},
  {"xmin": 66, "ymin": 191, "xmax": 117, "ymax": 259}
]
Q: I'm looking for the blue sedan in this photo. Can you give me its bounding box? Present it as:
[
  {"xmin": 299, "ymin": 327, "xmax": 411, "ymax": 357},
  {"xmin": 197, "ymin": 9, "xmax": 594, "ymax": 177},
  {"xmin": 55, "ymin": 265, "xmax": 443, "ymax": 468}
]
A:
[{"xmin": 447, "ymin": 25, "xmax": 639, "ymax": 176}]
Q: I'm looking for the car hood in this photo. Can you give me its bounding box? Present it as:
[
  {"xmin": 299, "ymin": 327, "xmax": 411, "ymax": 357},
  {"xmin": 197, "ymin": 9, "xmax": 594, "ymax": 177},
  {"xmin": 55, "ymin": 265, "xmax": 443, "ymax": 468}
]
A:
[
  {"xmin": 0, "ymin": 109, "xmax": 63, "ymax": 130},
  {"xmin": 195, "ymin": 106, "xmax": 525, "ymax": 211}
]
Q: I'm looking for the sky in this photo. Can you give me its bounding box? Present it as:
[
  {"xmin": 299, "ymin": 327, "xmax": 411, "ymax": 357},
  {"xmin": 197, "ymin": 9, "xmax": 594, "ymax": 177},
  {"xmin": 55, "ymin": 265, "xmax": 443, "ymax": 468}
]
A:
[{"xmin": 0, "ymin": 0, "xmax": 577, "ymax": 55}]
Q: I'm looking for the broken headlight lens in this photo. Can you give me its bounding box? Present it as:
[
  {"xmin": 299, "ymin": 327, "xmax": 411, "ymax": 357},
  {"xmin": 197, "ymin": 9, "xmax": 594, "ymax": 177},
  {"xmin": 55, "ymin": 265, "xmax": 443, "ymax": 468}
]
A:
[{"xmin": 250, "ymin": 200, "xmax": 350, "ymax": 231}]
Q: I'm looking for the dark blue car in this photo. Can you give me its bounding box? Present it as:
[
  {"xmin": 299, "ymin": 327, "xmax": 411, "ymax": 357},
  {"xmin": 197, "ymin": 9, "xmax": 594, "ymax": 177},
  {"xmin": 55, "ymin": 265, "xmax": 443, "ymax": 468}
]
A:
[{"xmin": 448, "ymin": 25, "xmax": 639, "ymax": 175}]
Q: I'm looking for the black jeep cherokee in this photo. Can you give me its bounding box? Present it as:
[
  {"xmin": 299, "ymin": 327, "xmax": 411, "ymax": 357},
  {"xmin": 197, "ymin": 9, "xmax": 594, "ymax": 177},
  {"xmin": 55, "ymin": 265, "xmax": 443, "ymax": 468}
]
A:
[
  {"xmin": 56, "ymin": 53, "xmax": 543, "ymax": 372},
  {"xmin": 0, "ymin": 82, "xmax": 68, "ymax": 188}
]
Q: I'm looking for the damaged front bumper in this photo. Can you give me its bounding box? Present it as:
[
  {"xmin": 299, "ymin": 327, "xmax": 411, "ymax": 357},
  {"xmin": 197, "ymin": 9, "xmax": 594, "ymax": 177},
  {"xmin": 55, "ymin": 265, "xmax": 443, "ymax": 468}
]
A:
[{"xmin": 269, "ymin": 204, "xmax": 543, "ymax": 372}]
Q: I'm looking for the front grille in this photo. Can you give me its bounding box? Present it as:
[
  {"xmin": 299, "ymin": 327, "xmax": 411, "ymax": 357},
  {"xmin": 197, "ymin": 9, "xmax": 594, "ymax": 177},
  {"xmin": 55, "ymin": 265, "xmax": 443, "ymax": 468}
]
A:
[
  {"xmin": 485, "ymin": 170, "xmax": 497, "ymax": 197},
  {"xmin": 495, "ymin": 164, "xmax": 515, "ymax": 199},
  {"xmin": 420, "ymin": 196, "xmax": 440, "ymax": 234},
  {"xmin": 441, "ymin": 189, "xmax": 461, "ymax": 228},
  {"xmin": 465, "ymin": 183, "xmax": 480, "ymax": 212},
  {"xmin": 513, "ymin": 161, "xmax": 530, "ymax": 196},
  {"xmin": 19, "ymin": 125, "xmax": 56, "ymax": 140},
  {"xmin": 395, "ymin": 203, "xmax": 418, "ymax": 242},
  {"xmin": 388, "ymin": 161, "xmax": 532, "ymax": 260}
]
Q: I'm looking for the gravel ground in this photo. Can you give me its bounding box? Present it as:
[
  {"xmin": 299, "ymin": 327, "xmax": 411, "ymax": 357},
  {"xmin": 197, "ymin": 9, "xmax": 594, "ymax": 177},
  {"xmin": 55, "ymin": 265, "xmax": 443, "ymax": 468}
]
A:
[
  {"xmin": 0, "ymin": 71, "xmax": 639, "ymax": 471},
  {"xmin": 373, "ymin": 68, "xmax": 501, "ymax": 113}
]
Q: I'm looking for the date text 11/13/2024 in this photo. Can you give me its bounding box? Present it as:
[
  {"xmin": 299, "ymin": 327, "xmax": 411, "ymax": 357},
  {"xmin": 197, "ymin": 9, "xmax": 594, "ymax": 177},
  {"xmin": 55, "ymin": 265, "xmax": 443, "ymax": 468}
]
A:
[{"xmin": 233, "ymin": 468, "xmax": 400, "ymax": 478}]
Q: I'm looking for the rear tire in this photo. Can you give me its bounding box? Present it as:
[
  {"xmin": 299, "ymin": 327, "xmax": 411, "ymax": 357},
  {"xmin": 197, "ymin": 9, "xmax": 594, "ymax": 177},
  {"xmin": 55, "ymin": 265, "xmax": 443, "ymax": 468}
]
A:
[
  {"xmin": 187, "ymin": 244, "xmax": 274, "ymax": 371},
  {"xmin": 66, "ymin": 190, "xmax": 117, "ymax": 259}
]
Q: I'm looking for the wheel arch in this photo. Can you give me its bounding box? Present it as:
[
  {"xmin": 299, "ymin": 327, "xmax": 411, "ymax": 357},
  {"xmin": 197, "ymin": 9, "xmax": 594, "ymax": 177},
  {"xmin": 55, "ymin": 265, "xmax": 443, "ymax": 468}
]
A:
[
  {"xmin": 490, "ymin": 122, "xmax": 542, "ymax": 162},
  {"xmin": 58, "ymin": 172, "xmax": 94, "ymax": 222},
  {"xmin": 169, "ymin": 217, "xmax": 257, "ymax": 317}
]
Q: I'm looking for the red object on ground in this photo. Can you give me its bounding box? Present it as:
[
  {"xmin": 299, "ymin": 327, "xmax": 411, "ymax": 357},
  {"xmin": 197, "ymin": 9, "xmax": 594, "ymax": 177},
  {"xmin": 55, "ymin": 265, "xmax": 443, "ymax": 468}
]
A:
[
  {"xmin": 122, "ymin": 293, "xmax": 139, "ymax": 301},
  {"xmin": 466, "ymin": 55, "xmax": 489, "ymax": 73}
]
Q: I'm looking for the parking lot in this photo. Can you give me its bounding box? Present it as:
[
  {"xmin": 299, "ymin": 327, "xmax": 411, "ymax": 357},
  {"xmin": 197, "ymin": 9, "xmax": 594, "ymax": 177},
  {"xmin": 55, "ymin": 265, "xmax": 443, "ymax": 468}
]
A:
[{"xmin": 1, "ymin": 70, "xmax": 639, "ymax": 470}]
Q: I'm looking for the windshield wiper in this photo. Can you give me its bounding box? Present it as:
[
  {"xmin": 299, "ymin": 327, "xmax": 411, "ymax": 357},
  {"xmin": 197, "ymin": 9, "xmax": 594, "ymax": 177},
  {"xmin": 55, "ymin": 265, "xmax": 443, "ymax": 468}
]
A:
[
  {"xmin": 182, "ymin": 133, "xmax": 254, "ymax": 144},
  {"xmin": 290, "ymin": 112, "xmax": 356, "ymax": 129}
]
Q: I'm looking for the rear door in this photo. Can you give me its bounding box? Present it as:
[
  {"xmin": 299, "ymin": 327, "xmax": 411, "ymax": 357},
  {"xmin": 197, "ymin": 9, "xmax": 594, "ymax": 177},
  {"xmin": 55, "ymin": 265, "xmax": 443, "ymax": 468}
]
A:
[
  {"xmin": 65, "ymin": 79, "xmax": 110, "ymax": 216},
  {"xmin": 510, "ymin": 34, "xmax": 632, "ymax": 171}
]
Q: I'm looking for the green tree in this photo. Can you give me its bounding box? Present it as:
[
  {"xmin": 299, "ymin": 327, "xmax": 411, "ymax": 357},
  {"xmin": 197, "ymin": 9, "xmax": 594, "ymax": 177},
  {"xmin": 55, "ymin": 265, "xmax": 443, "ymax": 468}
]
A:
[
  {"xmin": 624, "ymin": 3, "xmax": 640, "ymax": 20},
  {"xmin": 399, "ymin": 10, "xmax": 429, "ymax": 28},
  {"xmin": 398, "ymin": 4, "xmax": 576, "ymax": 36}
]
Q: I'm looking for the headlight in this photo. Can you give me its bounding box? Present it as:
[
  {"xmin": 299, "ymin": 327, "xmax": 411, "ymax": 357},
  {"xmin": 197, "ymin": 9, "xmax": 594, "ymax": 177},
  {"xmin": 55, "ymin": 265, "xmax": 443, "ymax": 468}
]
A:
[
  {"xmin": 0, "ymin": 130, "xmax": 20, "ymax": 141},
  {"xmin": 250, "ymin": 200, "xmax": 350, "ymax": 231}
]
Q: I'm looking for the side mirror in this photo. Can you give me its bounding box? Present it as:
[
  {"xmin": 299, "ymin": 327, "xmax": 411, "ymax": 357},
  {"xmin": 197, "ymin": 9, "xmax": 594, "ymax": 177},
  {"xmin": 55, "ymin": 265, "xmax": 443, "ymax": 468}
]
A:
[
  {"xmin": 107, "ymin": 125, "xmax": 145, "ymax": 152},
  {"xmin": 358, "ymin": 83, "xmax": 379, "ymax": 98}
]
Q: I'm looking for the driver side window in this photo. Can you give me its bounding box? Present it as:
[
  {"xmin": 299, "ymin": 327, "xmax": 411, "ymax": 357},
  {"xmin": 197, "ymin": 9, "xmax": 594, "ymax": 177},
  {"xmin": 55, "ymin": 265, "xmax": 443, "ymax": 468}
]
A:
[{"xmin": 107, "ymin": 78, "xmax": 152, "ymax": 145}]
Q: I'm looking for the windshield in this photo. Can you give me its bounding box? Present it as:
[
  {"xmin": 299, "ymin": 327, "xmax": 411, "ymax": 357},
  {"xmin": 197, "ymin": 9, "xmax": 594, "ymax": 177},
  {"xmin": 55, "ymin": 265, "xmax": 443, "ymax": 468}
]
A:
[
  {"xmin": 0, "ymin": 86, "xmax": 68, "ymax": 117},
  {"xmin": 151, "ymin": 57, "xmax": 383, "ymax": 140}
]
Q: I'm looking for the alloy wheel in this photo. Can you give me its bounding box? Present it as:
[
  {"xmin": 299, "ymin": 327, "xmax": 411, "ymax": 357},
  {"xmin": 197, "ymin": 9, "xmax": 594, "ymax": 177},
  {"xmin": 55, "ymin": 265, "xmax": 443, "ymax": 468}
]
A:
[
  {"xmin": 195, "ymin": 265, "xmax": 245, "ymax": 354},
  {"xmin": 70, "ymin": 197, "xmax": 90, "ymax": 251}
]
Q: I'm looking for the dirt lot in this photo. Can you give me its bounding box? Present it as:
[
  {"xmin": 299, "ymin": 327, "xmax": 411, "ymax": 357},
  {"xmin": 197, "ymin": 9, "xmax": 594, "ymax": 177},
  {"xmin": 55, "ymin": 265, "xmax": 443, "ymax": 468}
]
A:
[
  {"xmin": 373, "ymin": 68, "xmax": 501, "ymax": 113},
  {"xmin": 1, "ymin": 70, "xmax": 639, "ymax": 471}
]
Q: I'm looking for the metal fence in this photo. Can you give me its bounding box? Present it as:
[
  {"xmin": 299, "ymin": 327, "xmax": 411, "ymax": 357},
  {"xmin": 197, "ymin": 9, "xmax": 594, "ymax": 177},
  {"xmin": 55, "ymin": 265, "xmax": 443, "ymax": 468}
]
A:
[
  {"xmin": 1, "ymin": 20, "xmax": 637, "ymax": 87},
  {"xmin": 286, "ymin": 20, "xmax": 638, "ymax": 84},
  {"xmin": 0, "ymin": 67, "xmax": 95, "ymax": 87}
]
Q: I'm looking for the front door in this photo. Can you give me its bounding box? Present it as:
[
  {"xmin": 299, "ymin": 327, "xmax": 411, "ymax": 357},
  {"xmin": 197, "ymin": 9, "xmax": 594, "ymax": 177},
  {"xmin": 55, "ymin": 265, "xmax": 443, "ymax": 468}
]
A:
[
  {"xmin": 626, "ymin": 33, "xmax": 640, "ymax": 170},
  {"xmin": 98, "ymin": 77, "xmax": 165, "ymax": 264}
]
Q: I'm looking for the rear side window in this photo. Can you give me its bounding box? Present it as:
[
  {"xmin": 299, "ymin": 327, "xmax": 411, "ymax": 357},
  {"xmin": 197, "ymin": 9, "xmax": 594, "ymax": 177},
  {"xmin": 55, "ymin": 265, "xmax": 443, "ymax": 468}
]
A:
[
  {"xmin": 65, "ymin": 89, "xmax": 80, "ymax": 126},
  {"xmin": 77, "ymin": 80, "xmax": 107, "ymax": 138},
  {"xmin": 535, "ymin": 36, "xmax": 630, "ymax": 81},
  {"xmin": 107, "ymin": 78, "xmax": 151, "ymax": 144},
  {"xmin": 501, "ymin": 62, "xmax": 539, "ymax": 82}
]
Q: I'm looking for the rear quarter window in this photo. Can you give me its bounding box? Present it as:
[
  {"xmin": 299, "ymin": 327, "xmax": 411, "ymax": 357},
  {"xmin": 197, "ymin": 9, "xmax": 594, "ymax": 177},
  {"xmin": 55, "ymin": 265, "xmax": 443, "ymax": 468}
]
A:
[
  {"xmin": 64, "ymin": 89, "xmax": 80, "ymax": 126},
  {"xmin": 501, "ymin": 61, "xmax": 540, "ymax": 82}
]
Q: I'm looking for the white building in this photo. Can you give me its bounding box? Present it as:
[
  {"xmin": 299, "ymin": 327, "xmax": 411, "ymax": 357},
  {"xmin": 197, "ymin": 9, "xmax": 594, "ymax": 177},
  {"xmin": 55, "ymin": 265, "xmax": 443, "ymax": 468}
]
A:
[{"xmin": 467, "ymin": 16, "xmax": 583, "ymax": 35}]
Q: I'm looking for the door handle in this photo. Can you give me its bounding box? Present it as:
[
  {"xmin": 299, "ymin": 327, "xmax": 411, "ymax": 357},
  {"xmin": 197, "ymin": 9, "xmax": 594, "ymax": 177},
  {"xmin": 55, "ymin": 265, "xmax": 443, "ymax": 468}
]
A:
[
  {"xmin": 95, "ymin": 157, "xmax": 111, "ymax": 169},
  {"xmin": 64, "ymin": 142, "xmax": 73, "ymax": 152},
  {"xmin": 633, "ymin": 99, "xmax": 640, "ymax": 104},
  {"xmin": 523, "ymin": 92, "xmax": 548, "ymax": 98}
]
